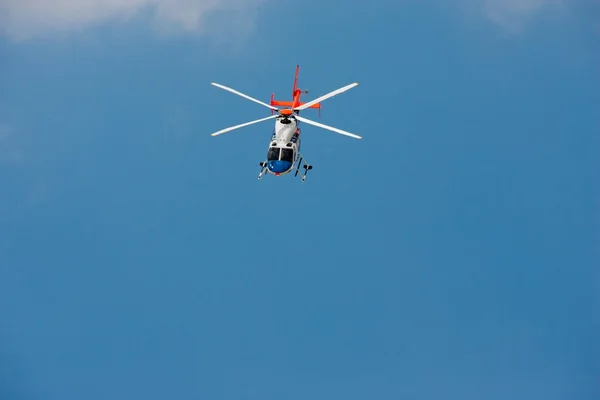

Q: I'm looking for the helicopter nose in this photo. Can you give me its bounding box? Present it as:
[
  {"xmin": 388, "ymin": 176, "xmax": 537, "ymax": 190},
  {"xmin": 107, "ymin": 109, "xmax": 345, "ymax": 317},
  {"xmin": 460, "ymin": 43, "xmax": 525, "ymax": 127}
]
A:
[{"xmin": 267, "ymin": 160, "xmax": 292, "ymax": 174}]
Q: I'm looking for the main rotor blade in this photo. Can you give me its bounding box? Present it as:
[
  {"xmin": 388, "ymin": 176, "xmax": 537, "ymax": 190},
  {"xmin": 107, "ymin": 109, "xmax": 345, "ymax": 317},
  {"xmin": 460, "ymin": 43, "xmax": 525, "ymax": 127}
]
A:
[
  {"xmin": 210, "ymin": 115, "xmax": 277, "ymax": 137},
  {"xmin": 294, "ymin": 82, "xmax": 358, "ymax": 111},
  {"xmin": 295, "ymin": 115, "xmax": 362, "ymax": 140},
  {"xmin": 211, "ymin": 82, "xmax": 278, "ymax": 111}
]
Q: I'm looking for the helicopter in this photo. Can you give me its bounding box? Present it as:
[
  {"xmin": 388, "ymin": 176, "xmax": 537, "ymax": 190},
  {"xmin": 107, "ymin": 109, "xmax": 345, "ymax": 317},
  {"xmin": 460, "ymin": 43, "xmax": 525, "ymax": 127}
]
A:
[{"xmin": 209, "ymin": 65, "xmax": 361, "ymax": 182}]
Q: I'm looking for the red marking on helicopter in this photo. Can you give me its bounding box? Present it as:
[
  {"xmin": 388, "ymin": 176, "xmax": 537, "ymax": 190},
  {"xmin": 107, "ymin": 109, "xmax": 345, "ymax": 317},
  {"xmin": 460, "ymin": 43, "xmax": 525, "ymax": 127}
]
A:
[{"xmin": 270, "ymin": 65, "xmax": 322, "ymax": 117}]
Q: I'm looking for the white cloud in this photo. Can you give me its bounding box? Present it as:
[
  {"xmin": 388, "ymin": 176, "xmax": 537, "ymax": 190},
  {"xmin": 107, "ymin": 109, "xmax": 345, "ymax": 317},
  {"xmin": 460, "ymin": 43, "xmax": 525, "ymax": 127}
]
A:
[
  {"xmin": 481, "ymin": 0, "xmax": 567, "ymax": 33},
  {"xmin": 0, "ymin": 0, "xmax": 270, "ymax": 41},
  {"xmin": 0, "ymin": 1, "xmax": 577, "ymax": 42}
]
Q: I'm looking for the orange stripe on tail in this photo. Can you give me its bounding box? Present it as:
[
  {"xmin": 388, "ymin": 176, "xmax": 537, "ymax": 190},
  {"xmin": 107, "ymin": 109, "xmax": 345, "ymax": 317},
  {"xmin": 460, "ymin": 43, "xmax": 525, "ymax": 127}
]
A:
[{"xmin": 271, "ymin": 100, "xmax": 321, "ymax": 109}]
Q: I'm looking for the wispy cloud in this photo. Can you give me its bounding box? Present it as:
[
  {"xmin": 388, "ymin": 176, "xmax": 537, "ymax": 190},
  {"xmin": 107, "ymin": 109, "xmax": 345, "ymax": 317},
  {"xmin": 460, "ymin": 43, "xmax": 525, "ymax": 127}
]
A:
[
  {"xmin": 0, "ymin": 0, "xmax": 573, "ymax": 41},
  {"xmin": 481, "ymin": 0, "xmax": 567, "ymax": 33},
  {"xmin": 0, "ymin": 0, "xmax": 270, "ymax": 41}
]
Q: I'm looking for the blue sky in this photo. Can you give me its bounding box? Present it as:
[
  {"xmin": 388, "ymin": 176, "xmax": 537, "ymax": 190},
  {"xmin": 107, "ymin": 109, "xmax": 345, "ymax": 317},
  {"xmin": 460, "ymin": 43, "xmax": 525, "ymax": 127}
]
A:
[{"xmin": 0, "ymin": 1, "xmax": 598, "ymax": 399}]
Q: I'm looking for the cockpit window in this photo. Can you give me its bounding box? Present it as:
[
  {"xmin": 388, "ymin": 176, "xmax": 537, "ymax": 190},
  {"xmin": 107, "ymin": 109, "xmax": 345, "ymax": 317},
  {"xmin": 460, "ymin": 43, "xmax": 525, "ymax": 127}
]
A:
[
  {"xmin": 267, "ymin": 147, "xmax": 280, "ymax": 161},
  {"xmin": 281, "ymin": 148, "xmax": 294, "ymax": 162}
]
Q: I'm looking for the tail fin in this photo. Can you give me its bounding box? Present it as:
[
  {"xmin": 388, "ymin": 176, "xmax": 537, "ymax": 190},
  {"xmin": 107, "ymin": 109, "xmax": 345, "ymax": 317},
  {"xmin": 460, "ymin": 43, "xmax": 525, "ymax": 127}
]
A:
[
  {"xmin": 292, "ymin": 65, "xmax": 299, "ymax": 97},
  {"xmin": 269, "ymin": 65, "xmax": 322, "ymax": 115}
]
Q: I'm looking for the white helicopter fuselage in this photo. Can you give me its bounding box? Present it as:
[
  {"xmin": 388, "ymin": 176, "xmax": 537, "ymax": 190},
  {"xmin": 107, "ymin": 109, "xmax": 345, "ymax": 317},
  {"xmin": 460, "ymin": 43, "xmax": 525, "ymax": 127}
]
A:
[{"xmin": 265, "ymin": 115, "xmax": 302, "ymax": 176}]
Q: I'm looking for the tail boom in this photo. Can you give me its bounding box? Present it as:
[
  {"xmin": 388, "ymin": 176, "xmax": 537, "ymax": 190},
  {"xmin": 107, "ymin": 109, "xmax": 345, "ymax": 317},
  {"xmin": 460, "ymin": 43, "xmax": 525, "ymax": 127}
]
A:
[{"xmin": 270, "ymin": 65, "xmax": 322, "ymax": 117}]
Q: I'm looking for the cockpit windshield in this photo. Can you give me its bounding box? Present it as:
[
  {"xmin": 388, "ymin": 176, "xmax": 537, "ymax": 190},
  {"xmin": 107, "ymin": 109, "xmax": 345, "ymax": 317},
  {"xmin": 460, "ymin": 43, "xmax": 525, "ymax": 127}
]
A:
[
  {"xmin": 267, "ymin": 147, "xmax": 280, "ymax": 161},
  {"xmin": 281, "ymin": 148, "xmax": 294, "ymax": 162}
]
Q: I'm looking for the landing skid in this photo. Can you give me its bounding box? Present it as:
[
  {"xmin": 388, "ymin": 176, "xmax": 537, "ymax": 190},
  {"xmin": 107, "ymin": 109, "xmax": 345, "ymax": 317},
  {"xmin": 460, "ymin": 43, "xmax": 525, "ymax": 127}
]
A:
[
  {"xmin": 257, "ymin": 158, "xmax": 313, "ymax": 182},
  {"xmin": 258, "ymin": 161, "xmax": 267, "ymax": 180},
  {"xmin": 294, "ymin": 154, "xmax": 313, "ymax": 182}
]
